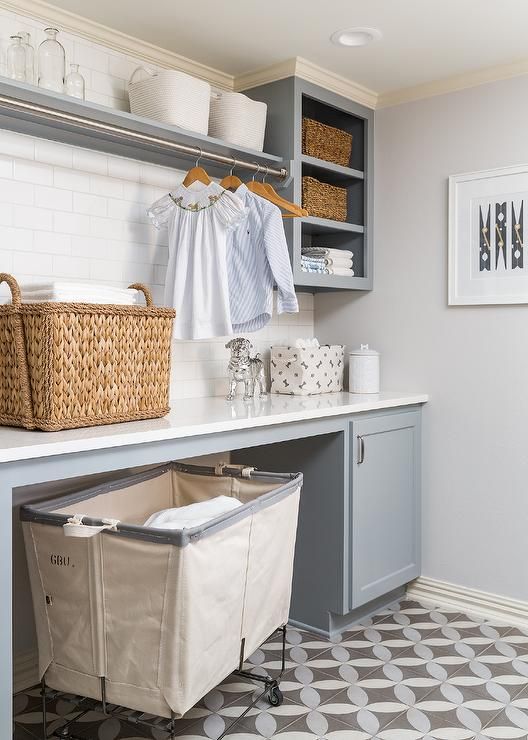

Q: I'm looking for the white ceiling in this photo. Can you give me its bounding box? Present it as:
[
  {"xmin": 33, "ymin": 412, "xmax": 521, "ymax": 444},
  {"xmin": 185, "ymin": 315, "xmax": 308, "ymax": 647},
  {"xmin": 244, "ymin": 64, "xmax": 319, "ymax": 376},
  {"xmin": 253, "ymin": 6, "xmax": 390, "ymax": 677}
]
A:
[{"xmin": 48, "ymin": 0, "xmax": 528, "ymax": 94}]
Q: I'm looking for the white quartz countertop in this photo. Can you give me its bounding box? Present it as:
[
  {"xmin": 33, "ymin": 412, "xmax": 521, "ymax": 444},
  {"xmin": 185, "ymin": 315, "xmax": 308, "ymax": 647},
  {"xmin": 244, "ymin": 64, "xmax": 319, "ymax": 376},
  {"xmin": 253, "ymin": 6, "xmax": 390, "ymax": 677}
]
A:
[{"xmin": 0, "ymin": 392, "xmax": 427, "ymax": 463}]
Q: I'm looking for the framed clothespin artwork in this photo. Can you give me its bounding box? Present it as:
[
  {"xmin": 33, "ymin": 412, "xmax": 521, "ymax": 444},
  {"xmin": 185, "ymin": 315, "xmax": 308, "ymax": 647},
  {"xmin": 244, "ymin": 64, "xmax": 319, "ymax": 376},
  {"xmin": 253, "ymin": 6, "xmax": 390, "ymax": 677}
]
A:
[{"xmin": 449, "ymin": 164, "xmax": 528, "ymax": 304}]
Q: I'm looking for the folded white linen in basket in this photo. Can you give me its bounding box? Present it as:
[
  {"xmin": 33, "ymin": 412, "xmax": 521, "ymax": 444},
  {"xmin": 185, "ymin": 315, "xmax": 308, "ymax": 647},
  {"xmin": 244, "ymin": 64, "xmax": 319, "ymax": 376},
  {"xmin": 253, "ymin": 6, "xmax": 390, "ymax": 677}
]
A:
[
  {"xmin": 144, "ymin": 495, "xmax": 242, "ymax": 530},
  {"xmin": 0, "ymin": 282, "xmax": 140, "ymax": 305}
]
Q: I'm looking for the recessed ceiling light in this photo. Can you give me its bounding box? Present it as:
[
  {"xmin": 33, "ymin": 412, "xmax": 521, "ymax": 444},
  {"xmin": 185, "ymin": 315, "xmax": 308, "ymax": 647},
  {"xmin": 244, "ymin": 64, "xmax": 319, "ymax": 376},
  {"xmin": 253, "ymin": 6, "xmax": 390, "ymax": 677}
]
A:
[{"xmin": 330, "ymin": 27, "xmax": 382, "ymax": 47}]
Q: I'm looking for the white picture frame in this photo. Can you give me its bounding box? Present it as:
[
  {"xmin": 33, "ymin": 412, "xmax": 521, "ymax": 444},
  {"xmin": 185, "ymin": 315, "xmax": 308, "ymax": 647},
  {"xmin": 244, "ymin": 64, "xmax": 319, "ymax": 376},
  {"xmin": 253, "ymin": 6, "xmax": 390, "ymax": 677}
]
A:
[{"xmin": 448, "ymin": 164, "xmax": 528, "ymax": 305}]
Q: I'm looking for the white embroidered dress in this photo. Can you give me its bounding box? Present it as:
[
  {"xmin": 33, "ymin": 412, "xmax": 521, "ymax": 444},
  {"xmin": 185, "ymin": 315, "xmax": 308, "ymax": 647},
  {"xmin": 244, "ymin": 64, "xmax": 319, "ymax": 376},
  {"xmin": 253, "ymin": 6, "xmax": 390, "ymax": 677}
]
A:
[{"xmin": 148, "ymin": 182, "xmax": 247, "ymax": 340}]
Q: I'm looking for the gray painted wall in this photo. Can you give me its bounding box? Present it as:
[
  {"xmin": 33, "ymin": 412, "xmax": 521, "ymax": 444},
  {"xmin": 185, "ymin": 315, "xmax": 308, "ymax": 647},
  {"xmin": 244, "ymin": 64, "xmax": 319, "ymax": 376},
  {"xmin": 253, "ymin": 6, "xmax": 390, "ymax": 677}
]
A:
[{"xmin": 315, "ymin": 75, "xmax": 528, "ymax": 603}]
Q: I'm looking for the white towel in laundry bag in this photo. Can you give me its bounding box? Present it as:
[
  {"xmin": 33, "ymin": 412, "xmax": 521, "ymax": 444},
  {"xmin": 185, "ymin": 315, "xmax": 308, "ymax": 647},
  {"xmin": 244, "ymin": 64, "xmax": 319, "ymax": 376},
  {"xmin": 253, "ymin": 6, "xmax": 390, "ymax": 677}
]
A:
[{"xmin": 144, "ymin": 495, "xmax": 242, "ymax": 530}]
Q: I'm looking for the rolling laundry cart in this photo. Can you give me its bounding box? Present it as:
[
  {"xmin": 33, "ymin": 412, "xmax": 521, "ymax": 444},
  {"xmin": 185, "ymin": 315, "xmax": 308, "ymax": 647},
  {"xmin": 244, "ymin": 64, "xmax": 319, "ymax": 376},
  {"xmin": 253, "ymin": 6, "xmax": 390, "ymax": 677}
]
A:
[{"xmin": 21, "ymin": 462, "xmax": 302, "ymax": 739}]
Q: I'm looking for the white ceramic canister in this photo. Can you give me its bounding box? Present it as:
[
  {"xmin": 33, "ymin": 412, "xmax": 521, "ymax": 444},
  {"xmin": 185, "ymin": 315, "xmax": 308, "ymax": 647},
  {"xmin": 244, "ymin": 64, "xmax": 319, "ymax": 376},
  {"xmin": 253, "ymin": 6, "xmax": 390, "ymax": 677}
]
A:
[{"xmin": 348, "ymin": 344, "xmax": 380, "ymax": 393}]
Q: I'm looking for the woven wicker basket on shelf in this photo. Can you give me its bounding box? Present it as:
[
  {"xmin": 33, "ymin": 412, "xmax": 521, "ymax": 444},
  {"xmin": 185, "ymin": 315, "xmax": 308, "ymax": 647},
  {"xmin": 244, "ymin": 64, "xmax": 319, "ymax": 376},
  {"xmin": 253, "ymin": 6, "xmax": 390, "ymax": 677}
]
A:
[
  {"xmin": 302, "ymin": 176, "xmax": 348, "ymax": 222},
  {"xmin": 0, "ymin": 274, "xmax": 175, "ymax": 431},
  {"xmin": 302, "ymin": 118, "xmax": 353, "ymax": 167}
]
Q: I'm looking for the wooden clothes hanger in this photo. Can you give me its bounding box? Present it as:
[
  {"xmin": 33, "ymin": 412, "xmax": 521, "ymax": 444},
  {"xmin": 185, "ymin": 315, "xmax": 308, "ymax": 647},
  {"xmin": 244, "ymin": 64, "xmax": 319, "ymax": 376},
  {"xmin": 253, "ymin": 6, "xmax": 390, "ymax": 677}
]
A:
[
  {"xmin": 246, "ymin": 165, "xmax": 307, "ymax": 217},
  {"xmin": 182, "ymin": 148, "xmax": 212, "ymax": 187},
  {"xmin": 219, "ymin": 158, "xmax": 244, "ymax": 191}
]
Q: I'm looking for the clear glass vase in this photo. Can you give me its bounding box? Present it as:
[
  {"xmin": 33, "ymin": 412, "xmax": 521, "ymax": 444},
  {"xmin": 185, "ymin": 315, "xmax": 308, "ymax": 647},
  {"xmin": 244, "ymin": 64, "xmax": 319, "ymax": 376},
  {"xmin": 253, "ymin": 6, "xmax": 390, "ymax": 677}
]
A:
[
  {"xmin": 65, "ymin": 63, "xmax": 85, "ymax": 100},
  {"xmin": 18, "ymin": 31, "xmax": 35, "ymax": 85},
  {"xmin": 7, "ymin": 35, "xmax": 27, "ymax": 82},
  {"xmin": 38, "ymin": 27, "xmax": 65, "ymax": 93}
]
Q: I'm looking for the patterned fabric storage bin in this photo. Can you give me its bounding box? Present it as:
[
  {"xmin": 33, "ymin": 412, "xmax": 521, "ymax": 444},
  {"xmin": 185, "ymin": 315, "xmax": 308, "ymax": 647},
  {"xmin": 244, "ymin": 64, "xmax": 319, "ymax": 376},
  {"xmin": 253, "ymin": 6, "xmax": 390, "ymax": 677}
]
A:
[{"xmin": 270, "ymin": 345, "xmax": 345, "ymax": 395}]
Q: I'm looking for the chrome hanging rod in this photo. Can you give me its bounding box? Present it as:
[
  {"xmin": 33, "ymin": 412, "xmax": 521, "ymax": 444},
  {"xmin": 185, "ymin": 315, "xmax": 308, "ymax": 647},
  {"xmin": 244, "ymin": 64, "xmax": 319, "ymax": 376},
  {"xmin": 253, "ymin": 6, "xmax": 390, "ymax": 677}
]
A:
[{"xmin": 0, "ymin": 94, "xmax": 288, "ymax": 180}]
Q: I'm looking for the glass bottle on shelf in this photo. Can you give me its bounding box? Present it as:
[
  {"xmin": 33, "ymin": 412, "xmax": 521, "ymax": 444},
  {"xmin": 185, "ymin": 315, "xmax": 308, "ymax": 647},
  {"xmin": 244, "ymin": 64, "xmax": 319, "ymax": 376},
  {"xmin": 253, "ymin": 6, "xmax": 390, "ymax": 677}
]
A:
[
  {"xmin": 37, "ymin": 27, "xmax": 65, "ymax": 93},
  {"xmin": 7, "ymin": 35, "xmax": 26, "ymax": 82},
  {"xmin": 18, "ymin": 31, "xmax": 35, "ymax": 85},
  {"xmin": 64, "ymin": 63, "xmax": 85, "ymax": 100}
]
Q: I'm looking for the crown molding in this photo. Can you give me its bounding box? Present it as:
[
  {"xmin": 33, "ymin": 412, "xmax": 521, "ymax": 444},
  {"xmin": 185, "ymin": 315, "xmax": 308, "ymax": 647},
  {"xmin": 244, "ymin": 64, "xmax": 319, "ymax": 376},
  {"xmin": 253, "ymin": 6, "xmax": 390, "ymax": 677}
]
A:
[
  {"xmin": 378, "ymin": 57, "xmax": 528, "ymax": 108},
  {"xmin": 236, "ymin": 57, "xmax": 378, "ymax": 110},
  {"xmin": 294, "ymin": 57, "xmax": 378, "ymax": 109},
  {"xmin": 234, "ymin": 59, "xmax": 298, "ymax": 93},
  {"xmin": 1, "ymin": 0, "xmax": 233, "ymax": 89}
]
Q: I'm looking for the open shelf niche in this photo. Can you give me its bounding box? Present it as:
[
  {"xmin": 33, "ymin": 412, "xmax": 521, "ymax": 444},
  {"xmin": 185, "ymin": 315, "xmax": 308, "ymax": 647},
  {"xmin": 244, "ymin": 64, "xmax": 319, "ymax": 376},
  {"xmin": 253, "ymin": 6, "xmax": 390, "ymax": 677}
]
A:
[{"xmin": 245, "ymin": 77, "xmax": 374, "ymax": 291}]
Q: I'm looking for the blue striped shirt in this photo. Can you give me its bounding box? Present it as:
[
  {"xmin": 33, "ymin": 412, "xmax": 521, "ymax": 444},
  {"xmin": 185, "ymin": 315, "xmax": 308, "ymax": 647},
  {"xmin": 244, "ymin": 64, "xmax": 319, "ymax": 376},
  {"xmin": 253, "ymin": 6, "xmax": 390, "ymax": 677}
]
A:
[{"xmin": 227, "ymin": 184, "xmax": 298, "ymax": 332}]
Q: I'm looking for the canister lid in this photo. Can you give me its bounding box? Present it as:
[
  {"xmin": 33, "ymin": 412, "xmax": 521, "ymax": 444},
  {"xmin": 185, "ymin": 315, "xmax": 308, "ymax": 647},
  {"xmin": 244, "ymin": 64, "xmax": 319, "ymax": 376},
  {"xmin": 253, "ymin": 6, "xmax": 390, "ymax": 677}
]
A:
[{"xmin": 349, "ymin": 344, "xmax": 379, "ymax": 356}]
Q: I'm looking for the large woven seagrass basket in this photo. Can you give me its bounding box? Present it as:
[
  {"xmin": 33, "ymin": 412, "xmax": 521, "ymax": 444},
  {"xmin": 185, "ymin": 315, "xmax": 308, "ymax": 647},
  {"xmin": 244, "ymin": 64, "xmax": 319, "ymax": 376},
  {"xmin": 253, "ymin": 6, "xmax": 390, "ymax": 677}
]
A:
[{"xmin": 0, "ymin": 274, "xmax": 175, "ymax": 431}]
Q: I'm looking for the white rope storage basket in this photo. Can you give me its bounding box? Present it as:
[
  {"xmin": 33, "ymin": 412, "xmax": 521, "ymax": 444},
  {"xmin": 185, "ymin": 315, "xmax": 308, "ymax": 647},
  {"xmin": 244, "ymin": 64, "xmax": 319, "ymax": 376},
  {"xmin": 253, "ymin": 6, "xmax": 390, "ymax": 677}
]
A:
[
  {"xmin": 128, "ymin": 67, "xmax": 211, "ymax": 133},
  {"xmin": 209, "ymin": 92, "xmax": 267, "ymax": 151}
]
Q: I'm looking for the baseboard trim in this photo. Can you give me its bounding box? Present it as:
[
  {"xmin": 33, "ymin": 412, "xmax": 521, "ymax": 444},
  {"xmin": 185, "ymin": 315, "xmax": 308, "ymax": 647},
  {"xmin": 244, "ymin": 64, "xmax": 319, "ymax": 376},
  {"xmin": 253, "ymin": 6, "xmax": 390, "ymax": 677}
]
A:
[
  {"xmin": 407, "ymin": 576, "xmax": 528, "ymax": 629},
  {"xmin": 14, "ymin": 650, "xmax": 39, "ymax": 692}
]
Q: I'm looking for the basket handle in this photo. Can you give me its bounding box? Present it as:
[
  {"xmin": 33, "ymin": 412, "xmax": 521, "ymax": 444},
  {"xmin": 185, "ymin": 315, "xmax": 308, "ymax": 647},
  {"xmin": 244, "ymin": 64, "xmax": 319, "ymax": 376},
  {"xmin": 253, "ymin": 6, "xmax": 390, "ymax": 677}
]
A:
[
  {"xmin": 0, "ymin": 272, "xmax": 21, "ymax": 306},
  {"xmin": 129, "ymin": 65, "xmax": 156, "ymax": 85},
  {"xmin": 0, "ymin": 273, "xmax": 35, "ymax": 427},
  {"xmin": 128, "ymin": 283, "xmax": 153, "ymax": 306}
]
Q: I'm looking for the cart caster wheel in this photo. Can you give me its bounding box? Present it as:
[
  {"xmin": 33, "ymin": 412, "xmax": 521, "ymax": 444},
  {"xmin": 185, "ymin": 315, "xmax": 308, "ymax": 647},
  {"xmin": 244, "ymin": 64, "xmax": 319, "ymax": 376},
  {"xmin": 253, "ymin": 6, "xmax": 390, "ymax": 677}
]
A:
[{"xmin": 267, "ymin": 685, "xmax": 283, "ymax": 707}]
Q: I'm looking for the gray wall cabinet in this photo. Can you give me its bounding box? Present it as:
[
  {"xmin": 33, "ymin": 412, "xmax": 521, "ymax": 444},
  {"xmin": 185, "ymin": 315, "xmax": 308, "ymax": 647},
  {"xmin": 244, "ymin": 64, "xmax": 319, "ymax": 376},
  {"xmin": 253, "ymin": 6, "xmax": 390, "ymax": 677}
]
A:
[
  {"xmin": 233, "ymin": 406, "xmax": 422, "ymax": 637},
  {"xmin": 244, "ymin": 77, "xmax": 374, "ymax": 292}
]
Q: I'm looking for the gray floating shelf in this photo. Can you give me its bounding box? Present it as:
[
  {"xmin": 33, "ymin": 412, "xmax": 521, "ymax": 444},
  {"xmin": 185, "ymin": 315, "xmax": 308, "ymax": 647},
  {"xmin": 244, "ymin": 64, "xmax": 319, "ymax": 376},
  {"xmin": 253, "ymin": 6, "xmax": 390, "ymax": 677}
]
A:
[
  {"xmin": 301, "ymin": 216, "xmax": 364, "ymax": 235},
  {"xmin": 0, "ymin": 77, "xmax": 287, "ymax": 179},
  {"xmin": 301, "ymin": 154, "xmax": 364, "ymax": 181}
]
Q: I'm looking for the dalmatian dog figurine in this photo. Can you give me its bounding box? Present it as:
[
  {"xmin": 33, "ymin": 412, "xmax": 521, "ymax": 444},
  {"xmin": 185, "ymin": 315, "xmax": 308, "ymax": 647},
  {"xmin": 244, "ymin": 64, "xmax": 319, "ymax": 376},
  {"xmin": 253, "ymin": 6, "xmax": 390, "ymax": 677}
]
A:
[{"xmin": 225, "ymin": 337, "xmax": 267, "ymax": 401}]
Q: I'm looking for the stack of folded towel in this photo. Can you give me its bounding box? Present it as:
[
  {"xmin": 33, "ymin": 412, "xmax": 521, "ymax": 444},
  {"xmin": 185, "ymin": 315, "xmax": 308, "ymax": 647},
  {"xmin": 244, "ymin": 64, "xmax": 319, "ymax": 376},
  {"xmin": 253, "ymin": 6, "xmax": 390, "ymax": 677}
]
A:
[
  {"xmin": 0, "ymin": 282, "xmax": 140, "ymax": 305},
  {"xmin": 300, "ymin": 248, "xmax": 354, "ymax": 277}
]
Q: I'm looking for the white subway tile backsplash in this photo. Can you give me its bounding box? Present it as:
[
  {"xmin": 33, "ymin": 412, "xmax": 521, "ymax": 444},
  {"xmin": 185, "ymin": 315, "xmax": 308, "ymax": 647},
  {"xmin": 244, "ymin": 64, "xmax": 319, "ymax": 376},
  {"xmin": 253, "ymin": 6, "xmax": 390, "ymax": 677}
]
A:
[
  {"xmin": 2, "ymin": 226, "xmax": 33, "ymax": 251},
  {"xmin": 0, "ymin": 203, "xmax": 12, "ymax": 226},
  {"xmin": 73, "ymin": 42, "xmax": 108, "ymax": 74},
  {"xmin": 89, "ymin": 259, "xmax": 123, "ymax": 282},
  {"xmin": 90, "ymin": 174, "xmax": 123, "ymax": 198},
  {"xmin": 53, "ymin": 255, "xmax": 91, "ymax": 278},
  {"xmin": 122, "ymin": 261, "xmax": 156, "ymax": 284},
  {"xmin": 35, "ymin": 140, "xmax": 73, "ymax": 168},
  {"xmin": 90, "ymin": 215, "xmax": 123, "ymax": 240},
  {"xmin": 108, "ymin": 157, "xmax": 141, "ymax": 182},
  {"xmin": 0, "ymin": 178, "xmax": 34, "ymax": 205},
  {"xmin": 0, "ymin": 4, "xmax": 313, "ymax": 400},
  {"xmin": 34, "ymin": 231, "xmax": 71, "ymax": 255},
  {"xmin": 108, "ymin": 55, "xmax": 139, "ymax": 82},
  {"xmin": 0, "ymin": 131, "xmax": 34, "ymax": 160},
  {"xmin": 91, "ymin": 71, "xmax": 125, "ymax": 99},
  {"xmin": 35, "ymin": 185, "xmax": 73, "ymax": 211},
  {"xmin": 72, "ymin": 149, "xmax": 108, "ymax": 176},
  {"xmin": 0, "ymin": 155, "xmax": 13, "ymax": 178},
  {"xmin": 54, "ymin": 167, "xmax": 91, "ymax": 193},
  {"xmin": 14, "ymin": 205, "xmax": 52, "ymax": 231},
  {"xmin": 54, "ymin": 211, "xmax": 90, "ymax": 235},
  {"xmin": 13, "ymin": 250, "xmax": 52, "ymax": 275},
  {"xmin": 14, "ymin": 160, "xmax": 54, "ymax": 186},
  {"xmin": 73, "ymin": 192, "xmax": 107, "ymax": 217}
]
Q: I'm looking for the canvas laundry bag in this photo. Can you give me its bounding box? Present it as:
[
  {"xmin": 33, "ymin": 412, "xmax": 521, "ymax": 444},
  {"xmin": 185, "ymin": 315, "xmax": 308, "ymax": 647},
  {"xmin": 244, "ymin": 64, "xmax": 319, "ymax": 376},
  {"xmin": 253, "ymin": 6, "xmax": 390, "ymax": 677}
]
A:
[{"xmin": 21, "ymin": 462, "xmax": 302, "ymax": 718}]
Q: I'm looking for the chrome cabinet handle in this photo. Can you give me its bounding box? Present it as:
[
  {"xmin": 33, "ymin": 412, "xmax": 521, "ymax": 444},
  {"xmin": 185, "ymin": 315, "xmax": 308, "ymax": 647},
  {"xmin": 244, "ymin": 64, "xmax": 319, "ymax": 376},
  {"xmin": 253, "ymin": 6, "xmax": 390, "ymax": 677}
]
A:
[{"xmin": 357, "ymin": 435, "xmax": 365, "ymax": 464}]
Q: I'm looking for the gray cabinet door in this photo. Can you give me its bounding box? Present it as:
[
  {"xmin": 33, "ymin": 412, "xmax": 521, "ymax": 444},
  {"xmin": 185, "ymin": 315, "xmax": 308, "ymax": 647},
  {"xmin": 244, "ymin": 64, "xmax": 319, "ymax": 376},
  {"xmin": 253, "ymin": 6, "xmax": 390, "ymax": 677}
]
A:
[{"xmin": 350, "ymin": 411, "xmax": 421, "ymax": 609}]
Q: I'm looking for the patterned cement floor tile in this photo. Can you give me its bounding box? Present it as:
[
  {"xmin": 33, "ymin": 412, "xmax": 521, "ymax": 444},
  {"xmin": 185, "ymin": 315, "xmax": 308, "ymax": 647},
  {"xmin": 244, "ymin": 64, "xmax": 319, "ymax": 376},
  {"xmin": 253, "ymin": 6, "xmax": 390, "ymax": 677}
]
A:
[
  {"xmin": 378, "ymin": 708, "xmax": 478, "ymax": 739},
  {"xmin": 278, "ymin": 665, "xmax": 352, "ymax": 707},
  {"xmin": 236, "ymin": 695, "xmax": 313, "ymax": 738},
  {"xmin": 260, "ymin": 627, "xmax": 335, "ymax": 674},
  {"xmin": 475, "ymin": 685, "xmax": 528, "ymax": 738},
  {"xmin": 394, "ymin": 640, "xmax": 486, "ymax": 679},
  {"xmin": 304, "ymin": 644, "xmax": 386, "ymax": 683},
  {"xmin": 13, "ymin": 599, "xmax": 528, "ymax": 740}
]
